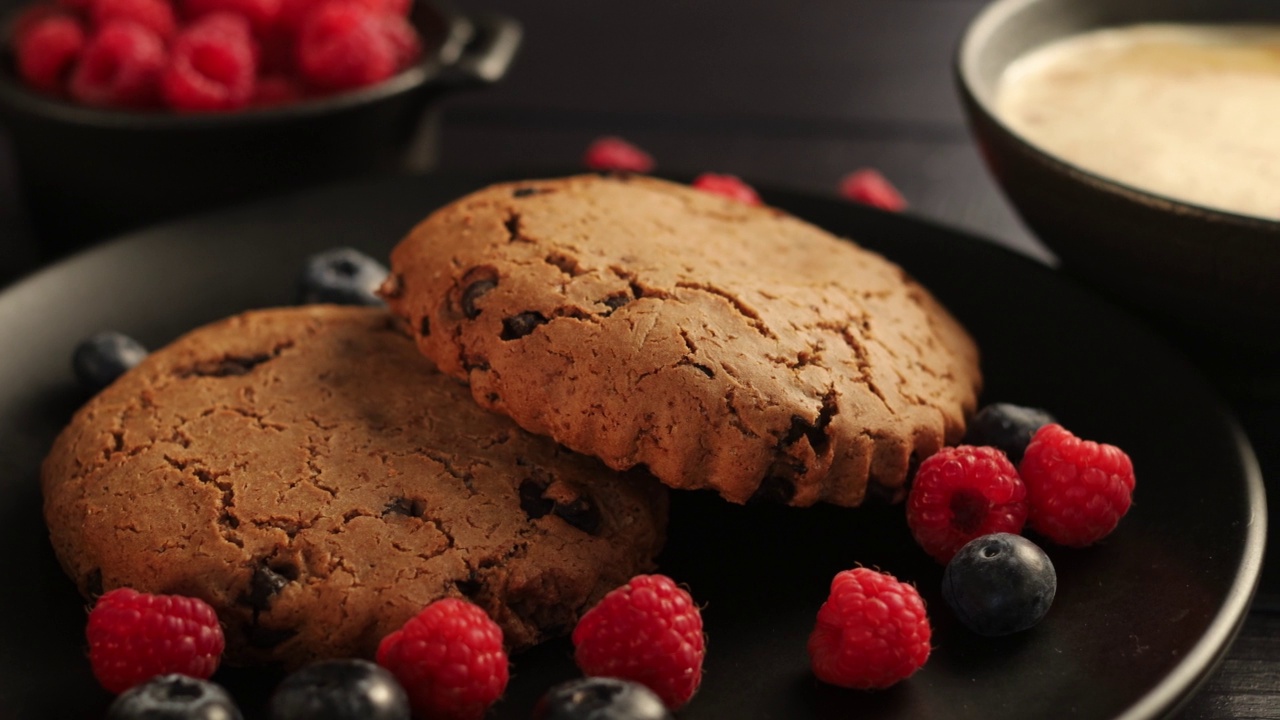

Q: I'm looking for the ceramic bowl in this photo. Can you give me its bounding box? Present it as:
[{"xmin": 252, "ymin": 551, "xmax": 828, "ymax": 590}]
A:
[{"xmin": 956, "ymin": 0, "xmax": 1280, "ymax": 365}]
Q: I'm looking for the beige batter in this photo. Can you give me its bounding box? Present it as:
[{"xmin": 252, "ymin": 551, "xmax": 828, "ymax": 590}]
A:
[{"xmin": 994, "ymin": 24, "xmax": 1280, "ymax": 220}]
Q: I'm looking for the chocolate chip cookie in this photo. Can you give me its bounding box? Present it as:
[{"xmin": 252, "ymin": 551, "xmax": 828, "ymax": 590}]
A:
[
  {"xmin": 42, "ymin": 306, "xmax": 668, "ymax": 667},
  {"xmin": 382, "ymin": 174, "xmax": 982, "ymax": 507}
]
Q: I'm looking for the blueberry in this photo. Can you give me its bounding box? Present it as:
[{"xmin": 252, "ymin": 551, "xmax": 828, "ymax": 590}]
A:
[
  {"xmin": 72, "ymin": 331, "xmax": 147, "ymax": 392},
  {"xmin": 268, "ymin": 658, "xmax": 410, "ymax": 720},
  {"xmin": 942, "ymin": 533, "xmax": 1057, "ymax": 636},
  {"xmin": 533, "ymin": 677, "xmax": 673, "ymax": 720},
  {"xmin": 107, "ymin": 674, "xmax": 242, "ymax": 720},
  {"xmin": 963, "ymin": 403, "xmax": 1057, "ymax": 464},
  {"xmin": 297, "ymin": 247, "xmax": 388, "ymax": 306}
]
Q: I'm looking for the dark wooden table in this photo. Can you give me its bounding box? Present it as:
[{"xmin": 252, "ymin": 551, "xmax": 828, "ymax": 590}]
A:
[{"xmin": 0, "ymin": 0, "xmax": 1276, "ymax": 717}]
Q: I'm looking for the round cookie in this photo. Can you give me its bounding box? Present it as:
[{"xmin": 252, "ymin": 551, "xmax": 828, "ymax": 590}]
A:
[
  {"xmin": 382, "ymin": 174, "xmax": 982, "ymax": 507},
  {"xmin": 42, "ymin": 306, "xmax": 668, "ymax": 667}
]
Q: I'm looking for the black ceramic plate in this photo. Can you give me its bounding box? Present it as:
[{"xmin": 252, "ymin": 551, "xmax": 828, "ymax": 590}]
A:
[{"xmin": 0, "ymin": 174, "xmax": 1264, "ymax": 720}]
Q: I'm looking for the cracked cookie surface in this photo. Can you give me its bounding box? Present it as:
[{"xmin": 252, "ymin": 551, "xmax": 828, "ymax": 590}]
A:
[
  {"xmin": 384, "ymin": 174, "xmax": 982, "ymax": 507},
  {"xmin": 41, "ymin": 306, "xmax": 668, "ymax": 667}
]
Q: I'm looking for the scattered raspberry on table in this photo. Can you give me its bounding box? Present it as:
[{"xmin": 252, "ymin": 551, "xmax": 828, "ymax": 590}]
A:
[
  {"xmin": 839, "ymin": 168, "xmax": 908, "ymax": 211},
  {"xmin": 1019, "ymin": 423, "xmax": 1136, "ymax": 547},
  {"xmin": 582, "ymin": 136, "xmax": 656, "ymax": 173},
  {"xmin": 376, "ymin": 598, "xmax": 510, "ymax": 720},
  {"xmin": 691, "ymin": 172, "xmax": 762, "ymax": 205},
  {"xmin": 906, "ymin": 445, "xmax": 1029, "ymax": 564},
  {"xmin": 808, "ymin": 567, "xmax": 931, "ymax": 689},
  {"xmin": 86, "ymin": 587, "xmax": 225, "ymax": 694},
  {"xmin": 572, "ymin": 574, "xmax": 705, "ymax": 710}
]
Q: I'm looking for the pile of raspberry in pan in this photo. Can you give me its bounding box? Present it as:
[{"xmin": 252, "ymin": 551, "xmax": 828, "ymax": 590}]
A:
[{"xmin": 8, "ymin": 0, "xmax": 422, "ymax": 111}]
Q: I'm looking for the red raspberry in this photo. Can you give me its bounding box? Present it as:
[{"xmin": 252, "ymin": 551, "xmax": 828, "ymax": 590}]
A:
[
  {"xmin": 86, "ymin": 587, "xmax": 225, "ymax": 694},
  {"xmin": 906, "ymin": 445, "xmax": 1028, "ymax": 564},
  {"xmin": 182, "ymin": 0, "xmax": 282, "ymax": 38},
  {"xmin": 251, "ymin": 73, "xmax": 303, "ymax": 105},
  {"xmin": 274, "ymin": 0, "xmax": 320, "ymax": 35},
  {"xmin": 378, "ymin": 12, "xmax": 420, "ymax": 69},
  {"xmin": 371, "ymin": 0, "xmax": 409, "ymax": 16},
  {"xmin": 89, "ymin": 0, "xmax": 176, "ymax": 39},
  {"xmin": 276, "ymin": 0, "xmax": 405, "ymax": 35},
  {"xmin": 376, "ymin": 598, "xmax": 509, "ymax": 720},
  {"xmin": 295, "ymin": 1, "xmax": 397, "ymax": 91},
  {"xmin": 68, "ymin": 20, "xmax": 166, "ymax": 108},
  {"xmin": 839, "ymin": 168, "xmax": 907, "ymax": 211},
  {"xmin": 161, "ymin": 13, "xmax": 258, "ymax": 112},
  {"xmin": 572, "ymin": 574, "xmax": 704, "ymax": 710},
  {"xmin": 691, "ymin": 172, "xmax": 762, "ymax": 206},
  {"xmin": 582, "ymin": 136, "xmax": 655, "ymax": 173},
  {"xmin": 56, "ymin": 0, "xmax": 96, "ymax": 13},
  {"xmin": 807, "ymin": 567, "xmax": 931, "ymax": 689},
  {"xmin": 12, "ymin": 4, "xmax": 71, "ymax": 41},
  {"xmin": 1019, "ymin": 423, "xmax": 1136, "ymax": 547},
  {"xmin": 15, "ymin": 14, "xmax": 85, "ymax": 94}
]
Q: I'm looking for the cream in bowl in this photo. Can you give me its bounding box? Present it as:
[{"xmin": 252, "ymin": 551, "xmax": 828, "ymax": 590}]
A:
[{"xmin": 993, "ymin": 24, "xmax": 1280, "ymax": 221}]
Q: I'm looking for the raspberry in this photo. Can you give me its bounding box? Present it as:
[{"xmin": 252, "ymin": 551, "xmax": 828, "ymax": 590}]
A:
[
  {"xmin": 371, "ymin": 0, "xmax": 410, "ymax": 17},
  {"xmin": 56, "ymin": 0, "xmax": 96, "ymax": 13},
  {"xmin": 12, "ymin": 4, "xmax": 71, "ymax": 42},
  {"xmin": 807, "ymin": 567, "xmax": 931, "ymax": 689},
  {"xmin": 376, "ymin": 598, "xmax": 509, "ymax": 720},
  {"xmin": 1019, "ymin": 423, "xmax": 1136, "ymax": 547},
  {"xmin": 15, "ymin": 14, "xmax": 85, "ymax": 94},
  {"xmin": 691, "ymin": 172, "xmax": 762, "ymax": 206},
  {"xmin": 276, "ymin": 0, "xmax": 406, "ymax": 36},
  {"xmin": 183, "ymin": 0, "xmax": 282, "ymax": 37},
  {"xmin": 571, "ymin": 574, "xmax": 704, "ymax": 710},
  {"xmin": 839, "ymin": 168, "xmax": 907, "ymax": 211},
  {"xmin": 582, "ymin": 136, "xmax": 655, "ymax": 173},
  {"xmin": 906, "ymin": 445, "xmax": 1028, "ymax": 564},
  {"xmin": 89, "ymin": 0, "xmax": 176, "ymax": 39},
  {"xmin": 274, "ymin": 0, "xmax": 322, "ymax": 35},
  {"xmin": 68, "ymin": 20, "xmax": 166, "ymax": 108},
  {"xmin": 378, "ymin": 12, "xmax": 420, "ymax": 68},
  {"xmin": 295, "ymin": 1, "xmax": 397, "ymax": 91},
  {"xmin": 251, "ymin": 73, "xmax": 303, "ymax": 105},
  {"xmin": 161, "ymin": 13, "xmax": 258, "ymax": 112},
  {"xmin": 87, "ymin": 587, "xmax": 225, "ymax": 694}
]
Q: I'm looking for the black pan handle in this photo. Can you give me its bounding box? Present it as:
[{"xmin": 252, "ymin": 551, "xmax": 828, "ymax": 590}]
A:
[{"xmin": 439, "ymin": 12, "xmax": 523, "ymax": 88}]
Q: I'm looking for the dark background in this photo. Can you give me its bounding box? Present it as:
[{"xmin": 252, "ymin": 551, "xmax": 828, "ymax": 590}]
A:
[{"xmin": 0, "ymin": 0, "xmax": 1276, "ymax": 717}]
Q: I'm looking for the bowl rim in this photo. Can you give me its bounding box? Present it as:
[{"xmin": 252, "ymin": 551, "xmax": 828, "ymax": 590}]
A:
[
  {"xmin": 954, "ymin": 0, "xmax": 1280, "ymax": 232},
  {"xmin": 0, "ymin": 0, "xmax": 472, "ymax": 129}
]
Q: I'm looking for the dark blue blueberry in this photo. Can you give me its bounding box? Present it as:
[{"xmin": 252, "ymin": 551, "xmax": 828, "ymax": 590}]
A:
[
  {"xmin": 297, "ymin": 247, "xmax": 388, "ymax": 306},
  {"xmin": 72, "ymin": 331, "xmax": 147, "ymax": 392},
  {"xmin": 107, "ymin": 674, "xmax": 242, "ymax": 720},
  {"xmin": 964, "ymin": 403, "xmax": 1057, "ymax": 464},
  {"xmin": 533, "ymin": 677, "xmax": 673, "ymax": 720},
  {"xmin": 268, "ymin": 659, "xmax": 410, "ymax": 720},
  {"xmin": 943, "ymin": 533, "xmax": 1056, "ymax": 636}
]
